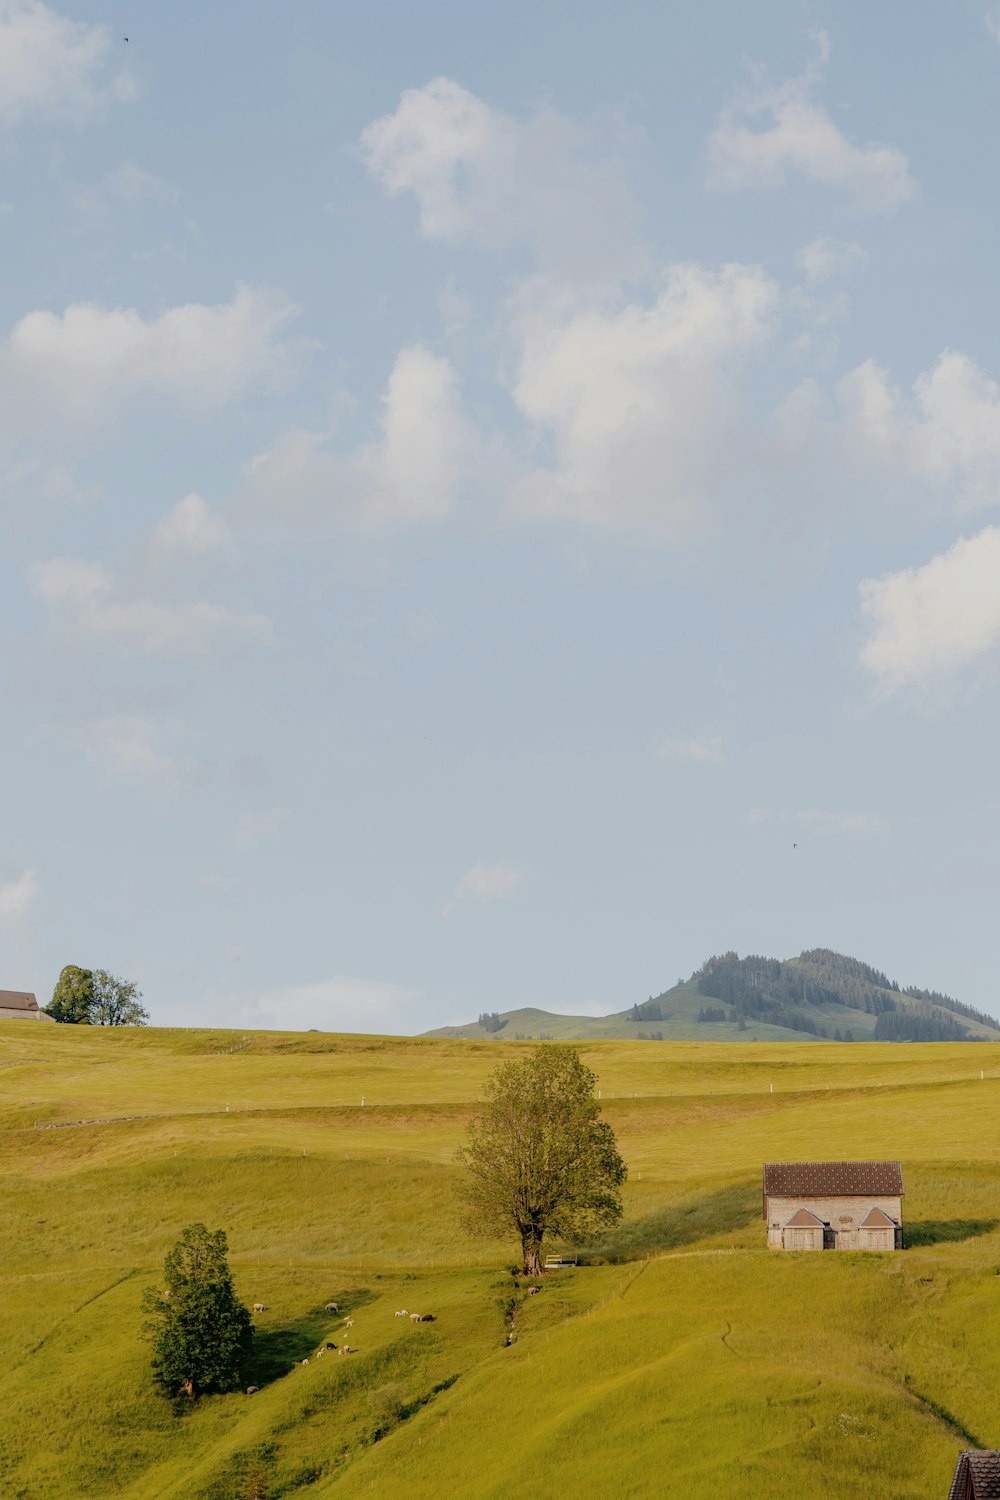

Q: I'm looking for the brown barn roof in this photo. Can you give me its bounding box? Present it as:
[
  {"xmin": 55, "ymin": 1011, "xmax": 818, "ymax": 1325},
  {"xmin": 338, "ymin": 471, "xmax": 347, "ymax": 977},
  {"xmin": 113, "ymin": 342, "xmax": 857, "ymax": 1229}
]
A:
[
  {"xmin": 784, "ymin": 1208, "xmax": 824, "ymax": 1228},
  {"xmin": 762, "ymin": 1160, "xmax": 903, "ymax": 1216},
  {"xmin": 0, "ymin": 990, "xmax": 39, "ymax": 1011},
  {"xmin": 948, "ymin": 1451, "xmax": 1000, "ymax": 1499},
  {"xmin": 859, "ymin": 1206, "xmax": 897, "ymax": 1229}
]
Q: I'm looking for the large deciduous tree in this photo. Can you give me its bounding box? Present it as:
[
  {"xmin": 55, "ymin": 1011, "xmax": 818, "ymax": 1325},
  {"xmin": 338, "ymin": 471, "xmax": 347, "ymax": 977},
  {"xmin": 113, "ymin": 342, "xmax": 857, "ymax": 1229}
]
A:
[
  {"xmin": 142, "ymin": 1224, "xmax": 253, "ymax": 1399},
  {"xmin": 44, "ymin": 965, "xmax": 95, "ymax": 1023},
  {"xmin": 458, "ymin": 1044, "xmax": 626, "ymax": 1275},
  {"xmin": 91, "ymin": 969, "xmax": 149, "ymax": 1026}
]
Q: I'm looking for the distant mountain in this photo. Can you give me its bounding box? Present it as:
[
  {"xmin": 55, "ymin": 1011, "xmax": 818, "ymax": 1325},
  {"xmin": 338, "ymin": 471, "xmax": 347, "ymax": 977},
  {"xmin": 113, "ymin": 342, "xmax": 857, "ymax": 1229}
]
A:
[{"xmin": 424, "ymin": 948, "xmax": 1000, "ymax": 1044}]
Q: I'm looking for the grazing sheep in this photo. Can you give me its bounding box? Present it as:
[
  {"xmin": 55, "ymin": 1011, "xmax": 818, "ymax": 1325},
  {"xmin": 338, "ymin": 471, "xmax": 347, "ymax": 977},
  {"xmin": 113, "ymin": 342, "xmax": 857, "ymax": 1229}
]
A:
[
  {"xmin": 301, "ymin": 1357, "xmax": 309, "ymax": 1366},
  {"xmin": 252, "ymin": 1302, "xmax": 267, "ymax": 1312},
  {"xmin": 338, "ymin": 1344, "xmax": 351, "ymax": 1355},
  {"xmin": 344, "ymin": 1318, "xmax": 354, "ymax": 1328},
  {"xmin": 410, "ymin": 1313, "xmax": 422, "ymax": 1322},
  {"xmin": 324, "ymin": 1301, "xmax": 339, "ymax": 1312},
  {"xmin": 394, "ymin": 1309, "xmax": 409, "ymax": 1317},
  {"xmin": 526, "ymin": 1286, "xmax": 540, "ymax": 1296},
  {"xmin": 315, "ymin": 1348, "xmax": 325, "ymax": 1358},
  {"xmin": 420, "ymin": 1314, "xmax": 435, "ymax": 1322},
  {"xmin": 325, "ymin": 1341, "xmax": 337, "ymax": 1350},
  {"xmin": 246, "ymin": 1385, "xmax": 259, "ymax": 1395}
]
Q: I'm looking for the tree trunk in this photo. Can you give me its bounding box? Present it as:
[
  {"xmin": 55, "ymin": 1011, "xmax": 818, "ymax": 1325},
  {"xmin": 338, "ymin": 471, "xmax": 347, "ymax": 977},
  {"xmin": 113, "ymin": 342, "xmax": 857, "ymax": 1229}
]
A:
[
  {"xmin": 522, "ymin": 1236, "xmax": 542, "ymax": 1276},
  {"xmin": 181, "ymin": 1378, "xmax": 195, "ymax": 1399}
]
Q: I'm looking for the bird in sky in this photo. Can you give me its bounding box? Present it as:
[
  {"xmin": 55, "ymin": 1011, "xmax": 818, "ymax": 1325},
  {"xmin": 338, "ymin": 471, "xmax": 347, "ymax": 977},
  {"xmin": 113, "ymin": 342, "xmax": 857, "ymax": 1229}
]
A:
[{"xmin": 793, "ymin": 843, "xmax": 797, "ymax": 849}]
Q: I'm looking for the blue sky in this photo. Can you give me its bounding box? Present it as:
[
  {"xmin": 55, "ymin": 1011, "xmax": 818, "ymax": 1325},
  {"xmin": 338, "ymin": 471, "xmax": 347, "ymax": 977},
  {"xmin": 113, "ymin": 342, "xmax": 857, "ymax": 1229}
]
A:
[{"xmin": 3, "ymin": 0, "xmax": 1000, "ymax": 1031}]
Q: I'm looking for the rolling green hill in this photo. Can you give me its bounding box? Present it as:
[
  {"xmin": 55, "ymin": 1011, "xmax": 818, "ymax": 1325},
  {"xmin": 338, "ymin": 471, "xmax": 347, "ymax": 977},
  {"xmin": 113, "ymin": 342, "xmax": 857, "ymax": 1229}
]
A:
[
  {"xmin": 426, "ymin": 947, "xmax": 1000, "ymax": 1044},
  {"xmin": 4, "ymin": 1022, "xmax": 1000, "ymax": 1497}
]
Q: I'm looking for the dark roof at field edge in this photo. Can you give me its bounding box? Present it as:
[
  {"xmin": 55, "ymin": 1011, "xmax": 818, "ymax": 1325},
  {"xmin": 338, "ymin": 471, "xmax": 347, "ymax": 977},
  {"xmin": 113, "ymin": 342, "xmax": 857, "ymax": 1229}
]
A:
[
  {"xmin": 0, "ymin": 990, "xmax": 39, "ymax": 1010},
  {"xmin": 762, "ymin": 1161, "xmax": 904, "ymax": 1209},
  {"xmin": 948, "ymin": 1451, "xmax": 1000, "ymax": 1499}
]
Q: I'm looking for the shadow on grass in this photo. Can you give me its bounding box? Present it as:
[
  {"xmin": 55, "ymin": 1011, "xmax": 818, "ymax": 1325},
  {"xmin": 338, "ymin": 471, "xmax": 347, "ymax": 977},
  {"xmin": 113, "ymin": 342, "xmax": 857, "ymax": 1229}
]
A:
[
  {"xmin": 246, "ymin": 1288, "xmax": 376, "ymax": 1386},
  {"xmin": 575, "ymin": 1180, "xmax": 759, "ymax": 1264},
  {"xmin": 904, "ymin": 1219, "xmax": 998, "ymax": 1248}
]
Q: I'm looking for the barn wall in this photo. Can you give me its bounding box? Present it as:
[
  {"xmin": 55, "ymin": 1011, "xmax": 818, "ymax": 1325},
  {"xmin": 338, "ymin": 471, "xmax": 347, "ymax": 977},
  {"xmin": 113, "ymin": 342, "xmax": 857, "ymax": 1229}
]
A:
[{"xmin": 766, "ymin": 1194, "xmax": 902, "ymax": 1251}]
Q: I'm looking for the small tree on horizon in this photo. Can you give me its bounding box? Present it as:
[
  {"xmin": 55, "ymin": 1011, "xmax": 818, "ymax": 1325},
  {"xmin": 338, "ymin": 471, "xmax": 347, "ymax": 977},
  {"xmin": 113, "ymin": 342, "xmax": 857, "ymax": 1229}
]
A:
[
  {"xmin": 142, "ymin": 1224, "xmax": 253, "ymax": 1399},
  {"xmin": 44, "ymin": 965, "xmax": 95, "ymax": 1023},
  {"xmin": 457, "ymin": 1045, "xmax": 626, "ymax": 1275},
  {"xmin": 91, "ymin": 970, "xmax": 149, "ymax": 1026}
]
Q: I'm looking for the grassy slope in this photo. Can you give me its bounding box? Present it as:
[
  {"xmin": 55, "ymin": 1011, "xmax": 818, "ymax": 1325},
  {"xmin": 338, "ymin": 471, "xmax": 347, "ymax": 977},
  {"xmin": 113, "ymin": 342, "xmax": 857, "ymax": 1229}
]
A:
[{"xmin": 3, "ymin": 1024, "xmax": 1000, "ymax": 1497}]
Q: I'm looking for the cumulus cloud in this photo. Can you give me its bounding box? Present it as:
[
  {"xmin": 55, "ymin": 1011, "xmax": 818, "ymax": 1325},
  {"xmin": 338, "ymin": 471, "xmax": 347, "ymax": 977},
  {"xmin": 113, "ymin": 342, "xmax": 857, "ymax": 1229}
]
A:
[
  {"xmin": 507, "ymin": 262, "xmax": 777, "ymax": 533},
  {"xmin": 708, "ymin": 41, "xmax": 915, "ymax": 212},
  {"xmin": 0, "ymin": 868, "xmax": 39, "ymax": 923},
  {"xmin": 3, "ymin": 284, "xmax": 296, "ymax": 425},
  {"xmin": 245, "ymin": 345, "xmax": 467, "ymax": 523},
  {"xmin": 656, "ymin": 736, "xmax": 724, "ymax": 764},
  {"xmin": 795, "ymin": 237, "xmax": 867, "ymax": 283},
  {"xmin": 859, "ymin": 526, "xmax": 1000, "ymax": 691},
  {"xmin": 234, "ymin": 806, "xmax": 285, "ymax": 847},
  {"xmin": 0, "ymin": 0, "xmax": 133, "ymax": 125},
  {"xmin": 34, "ymin": 556, "xmax": 269, "ymax": 653},
  {"xmin": 360, "ymin": 75, "xmax": 638, "ymax": 276},
  {"xmin": 443, "ymin": 862, "xmax": 523, "ymax": 917},
  {"xmin": 151, "ymin": 493, "xmax": 226, "ymax": 555},
  {"xmin": 83, "ymin": 717, "xmax": 179, "ymax": 784},
  {"xmin": 839, "ymin": 351, "xmax": 1000, "ymax": 509},
  {"xmin": 165, "ymin": 976, "xmax": 420, "ymax": 1034}
]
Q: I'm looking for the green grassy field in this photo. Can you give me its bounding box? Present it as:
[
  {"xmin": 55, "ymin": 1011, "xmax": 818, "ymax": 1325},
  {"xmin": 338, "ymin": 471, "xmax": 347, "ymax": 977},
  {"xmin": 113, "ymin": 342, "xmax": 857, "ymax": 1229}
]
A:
[{"xmin": 3, "ymin": 1022, "xmax": 1000, "ymax": 1498}]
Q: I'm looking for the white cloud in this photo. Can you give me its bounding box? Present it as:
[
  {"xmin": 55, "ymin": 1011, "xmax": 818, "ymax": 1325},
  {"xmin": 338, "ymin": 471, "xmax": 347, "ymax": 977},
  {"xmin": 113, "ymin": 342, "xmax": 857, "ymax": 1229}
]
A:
[
  {"xmin": 151, "ymin": 493, "xmax": 226, "ymax": 555},
  {"xmin": 245, "ymin": 344, "xmax": 467, "ymax": 523},
  {"xmin": 107, "ymin": 161, "xmax": 177, "ymax": 206},
  {"xmin": 83, "ymin": 717, "xmax": 178, "ymax": 784},
  {"xmin": 165, "ymin": 976, "xmax": 420, "ymax": 1034},
  {"xmin": 708, "ymin": 43, "xmax": 915, "ymax": 212},
  {"xmin": 507, "ymin": 262, "xmax": 777, "ymax": 533},
  {"xmin": 360, "ymin": 76, "xmax": 637, "ymax": 276},
  {"xmin": 0, "ymin": 868, "xmax": 39, "ymax": 923},
  {"xmin": 795, "ymin": 237, "xmax": 867, "ymax": 283},
  {"xmin": 443, "ymin": 862, "xmax": 523, "ymax": 917},
  {"xmin": 234, "ymin": 806, "xmax": 285, "ymax": 847},
  {"xmin": 0, "ymin": 0, "xmax": 133, "ymax": 125},
  {"xmin": 34, "ymin": 556, "xmax": 269, "ymax": 653},
  {"xmin": 839, "ymin": 351, "xmax": 1000, "ymax": 508},
  {"xmin": 656, "ymin": 735, "xmax": 724, "ymax": 764},
  {"xmin": 859, "ymin": 526, "xmax": 1000, "ymax": 691},
  {"xmin": 5, "ymin": 283, "xmax": 296, "ymax": 422}
]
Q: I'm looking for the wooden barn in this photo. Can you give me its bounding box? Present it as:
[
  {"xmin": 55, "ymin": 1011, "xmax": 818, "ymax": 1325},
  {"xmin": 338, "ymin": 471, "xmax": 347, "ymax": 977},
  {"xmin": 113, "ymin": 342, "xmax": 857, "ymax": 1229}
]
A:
[
  {"xmin": 0, "ymin": 990, "xmax": 53, "ymax": 1022},
  {"xmin": 763, "ymin": 1160, "xmax": 903, "ymax": 1251},
  {"xmin": 948, "ymin": 1451, "xmax": 1000, "ymax": 1498}
]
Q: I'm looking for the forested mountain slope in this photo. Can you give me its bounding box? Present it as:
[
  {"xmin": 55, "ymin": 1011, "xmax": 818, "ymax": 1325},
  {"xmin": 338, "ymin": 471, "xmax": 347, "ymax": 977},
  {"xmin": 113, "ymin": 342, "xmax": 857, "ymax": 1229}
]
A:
[{"xmin": 426, "ymin": 948, "xmax": 1000, "ymax": 1043}]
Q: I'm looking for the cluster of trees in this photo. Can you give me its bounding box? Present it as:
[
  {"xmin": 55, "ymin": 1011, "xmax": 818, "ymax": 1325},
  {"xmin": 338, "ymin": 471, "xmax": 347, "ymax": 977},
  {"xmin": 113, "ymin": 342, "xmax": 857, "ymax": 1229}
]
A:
[
  {"xmin": 635, "ymin": 1030, "xmax": 663, "ymax": 1041},
  {"xmin": 902, "ymin": 985, "xmax": 998, "ymax": 1032},
  {"xmin": 478, "ymin": 1011, "xmax": 507, "ymax": 1034},
  {"xmin": 44, "ymin": 965, "xmax": 148, "ymax": 1026},
  {"xmin": 628, "ymin": 999, "xmax": 663, "ymax": 1023},
  {"xmin": 874, "ymin": 1011, "xmax": 969, "ymax": 1042},
  {"xmin": 697, "ymin": 1006, "xmax": 729, "ymax": 1024}
]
